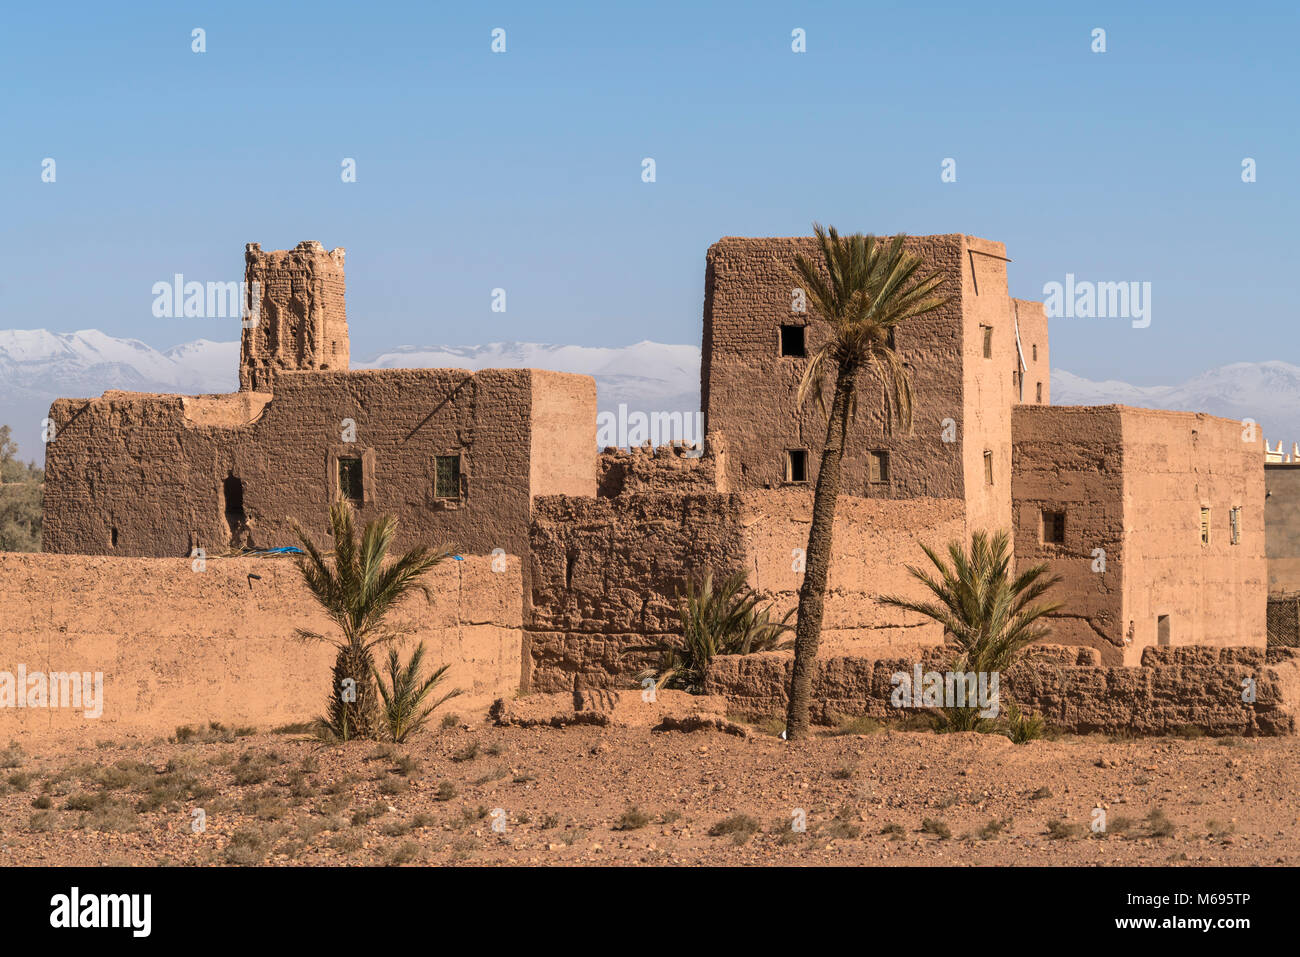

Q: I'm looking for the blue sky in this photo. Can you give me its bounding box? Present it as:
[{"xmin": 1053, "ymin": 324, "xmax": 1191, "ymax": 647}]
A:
[{"xmin": 3, "ymin": 0, "xmax": 1296, "ymax": 384}]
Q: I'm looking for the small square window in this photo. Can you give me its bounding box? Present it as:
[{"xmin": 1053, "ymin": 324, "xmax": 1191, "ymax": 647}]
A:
[
  {"xmin": 1042, "ymin": 509, "xmax": 1066, "ymax": 544},
  {"xmin": 868, "ymin": 450, "xmax": 890, "ymax": 485},
  {"xmin": 435, "ymin": 454, "xmax": 461, "ymax": 499},
  {"xmin": 785, "ymin": 449, "xmax": 808, "ymax": 483},
  {"xmin": 1230, "ymin": 506, "xmax": 1241, "ymax": 545},
  {"xmin": 1200, "ymin": 507, "xmax": 1211, "ymax": 545},
  {"xmin": 983, "ymin": 450, "xmax": 994, "ymax": 486},
  {"xmin": 338, "ymin": 457, "xmax": 363, "ymax": 503},
  {"xmin": 981, "ymin": 325, "xmax": 993, "ymax": 358},
  {"xmin": 780, "ymin": 325, "xmax": 807, "ymax": 357}
]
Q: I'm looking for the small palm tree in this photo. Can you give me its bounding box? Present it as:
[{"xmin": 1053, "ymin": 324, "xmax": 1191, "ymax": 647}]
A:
[
  {"xmin": 375, "ymin": 642, "xmax": 463, "ymax": 743},
  {"xmin": 641, "ymin": 571, "xmax": 794, "ymax": 694},
  {"xmin": 878, "ymin": 530, "xmax": 1063, "ymax": 731},
  {"xmin": 291, "ymin": 499, "xmax": 452, "ymax": 741},
  {"xmin": 785, "ymin": 225, "xmax": 950, "ymax": 740}
]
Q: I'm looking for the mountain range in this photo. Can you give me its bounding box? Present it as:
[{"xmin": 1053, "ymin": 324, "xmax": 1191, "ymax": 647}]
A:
[{"xmin": 1, "ymin": 328, "xmax": 1295, "ymax": 462}]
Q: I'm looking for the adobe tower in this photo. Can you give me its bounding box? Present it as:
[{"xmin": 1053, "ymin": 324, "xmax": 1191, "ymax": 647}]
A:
[{"xmin": 239, "ymin": 240, "xmax": 350, "ymax": 392}]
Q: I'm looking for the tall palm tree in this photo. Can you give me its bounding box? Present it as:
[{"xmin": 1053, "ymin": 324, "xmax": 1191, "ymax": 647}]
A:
[
  {"xmin": 878, "ymin": 529, "xmax": 1063, "ymax": 730},
  {"xmin": 785, "ymin": 225, "xmax": 950, "ymax": 740},
  {"xmin": 291, "ymin": 499, "xmax": 452, "ymax": 741}
]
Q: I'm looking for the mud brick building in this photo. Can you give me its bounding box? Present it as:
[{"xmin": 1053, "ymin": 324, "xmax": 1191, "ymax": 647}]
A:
[
  {"xmin": 38, "ymin": 234, "xmax": 1268, "ymax": 694},
  {"xmin": 43, "ymin": 241, "xmax": 595, "ymax": 562},
  {"xmin": 1013, "ymin": 405, "xmax": 1266, "ymax": 664}
]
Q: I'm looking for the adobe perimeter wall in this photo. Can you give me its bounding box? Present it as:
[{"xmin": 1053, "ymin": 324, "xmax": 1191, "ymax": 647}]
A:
[
  {"xmin": 0, "ymin": 553, "xmax": 522, "ymax": 733},
  {"xmin": 527, "ymin": 485, "xmax": 967, "ymax": 692},
  {"xmin": 704, "ymin": 645, "xmax": 1300, "ymax": 735}
]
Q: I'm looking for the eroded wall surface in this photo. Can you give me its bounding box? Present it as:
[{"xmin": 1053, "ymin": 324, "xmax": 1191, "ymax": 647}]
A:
[
  {"xmin": 0, "ymin": 554, "xmax": 521, "ymax": 732},
  {"xmin": 704, "ymin": 645, "xmax": 1299, "ymax": 735},
  {"xmin": 527, "ymin": 484, "xmax": 967, "ymax": 692},
  {"xmin": 240, "ymin": 241, "xmax": 350, "ymax": 392}
]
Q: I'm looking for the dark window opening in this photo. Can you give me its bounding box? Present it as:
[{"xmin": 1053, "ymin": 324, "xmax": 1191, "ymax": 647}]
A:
[
  {"xmin": 981, "ymin": 325, "xmax": 993, "ymax": 358},
  {"xmin": 1200, "ymin": 507, "xmax": 1211, "ymax": 545},
  {"xmin": 1042, "ymin": 509, "xmax": 1066, "ymax": 544},
  {"xmin": 780, "ymin": 325, "xmax": 807, "ymax": 357},
  {"xmin": 435, "ymin": 454, "xmax": 461, "ymax": 499},
  {"xmin": 338, "ymin": 457, "xmax": 364, "ymax": 503},
  {"xmin": 110, "ymin": 527, "xmax": 118, "ymax": 548},
  {"xmin": 1036, "ymin": 381, "xmax": 1043, "ymax": 403},
  {"xmin": 786, "ymin": 449, "xmax": 808, "ymax": 484},
  {"xmin": 868, "ymin": 450, "xmax": 890, "ymax": 485},
  {"xmin": 1157, "ymin": 614, "xmax": 1171, "ymax": 647},
  {"xmin": 223, "ymin": 473, "xmax": 248, "ymax": 546},
  {"xmin": 1032, "ymin": 343, "xmax": 1038, "ymax": 361},
  {"xmin": 983, "ymin": 450, "xmax": 994, "ymax": 486}
]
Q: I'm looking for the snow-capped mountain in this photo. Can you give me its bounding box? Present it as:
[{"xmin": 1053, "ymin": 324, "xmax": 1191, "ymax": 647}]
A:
[
  {"xmin": 3, "ymin": 327, "xmax": 1294, "ymax": 463},
  {"xmin": 1052, "ymin": 361, "xmax": 1300, "ymax": 444}
]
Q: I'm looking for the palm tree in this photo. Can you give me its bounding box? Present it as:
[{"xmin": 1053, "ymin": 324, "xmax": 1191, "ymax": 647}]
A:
[
  {"xmin": 291, "ymin": 499, "xmax": 452, "ymax": 741},
  {"xmin": 784, "ymin": 225, "xmax": 950, "ymax": 740},
  {"xmin": 878, "ymin": 529, "xmax": 1063, "ymax": 731},
  {"xmin": 639, "ymin": 570, "xmax": 794, "ymax": 694},
  {"xmin": 375, "ymin": 642, "xmax": 463, "ymax": 743}
]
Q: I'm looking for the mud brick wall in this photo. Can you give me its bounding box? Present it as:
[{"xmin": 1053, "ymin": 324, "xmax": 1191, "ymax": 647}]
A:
[
  {"xmin": 1266, "ymin": 464, "xmax": 1300, "ymax": 594},
  {"xmin": 1012, "ymin": 405, "xmax": 1127, "ymax": 659},
  {"xmin": 596, "ymin": 438, "xmax": 724, "ymax": 498},
  {"xmin": 240, "ymin": 241, "xmax": 350, "ymax": 392},
  {"xmin": 0, "ymin": 553, "xmax": 522, "ymax": 733},
  {"xmin": 700, "ymin": 234, "xmax": 1024, "ymax": 539},
  {"xmin": 1120, "ymin": 407, "xmax": 1266, "ymax": 655},
  {"xmin": 527, "ymin": 492, "xmax": 747, "ymax": 691},
  {"xmin": 1013, "ymin": 405, "xmax": 1267, "ymax": 665},
  {"xmin": 527, "ymin": 487, "xmax": 969, "ymax": 691},
  {"xmin": 736, "ymin": 489, "xmax": 966, "ymax": 655},
  {"xmin": 42, "ymin": 368, "xmax": 595, "ymax": 561},
  {"xmin": 704, "ymin": 645, "xmax": 1300, "ymax": 735}
]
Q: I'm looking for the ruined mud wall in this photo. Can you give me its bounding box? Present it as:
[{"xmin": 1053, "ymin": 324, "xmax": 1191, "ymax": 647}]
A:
[
  {"xmin": 1266, "ymin": 464, "xmax": 1300, "ymax": 594},
  {"xmin": 704, "ymin": 645, "xmax": 1299, "ymax": 735},
  {"xmin": 1012, "ymin": 406, "xmax": 1127, "ymax": 661},
  {"xmin": 527, "ymin": 487, "xmax": 968, "ymax": 691},
  {"xmin": 42, "ymin": 368, "xmax": 595, "ymax": 561},
  {"xmin": 527, "ymin": 492, "xmax": 747, "ymax": 691},
  {"xmin": 0, "ymin": 553, "xmax": 521, "ymax": 733},
  {"xmin": 596, "ymin": 439, "xmax": 724, "ymax": 497},
  {"xmin": 1119, "ymin": 408, "xmax": 1266, "ymax": 655},
  {"xmin": 240, "ymin": 241, "xmax": 350, "ymax": 392}
]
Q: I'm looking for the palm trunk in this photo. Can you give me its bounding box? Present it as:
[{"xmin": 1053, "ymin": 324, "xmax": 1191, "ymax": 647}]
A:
[
  {"xmin": 786, "ymin": 362, "xmax": 857, "ymax": 740},
  {"xmin": 328, "ymin": 641, "xmax": 378, "ymax": 741}
]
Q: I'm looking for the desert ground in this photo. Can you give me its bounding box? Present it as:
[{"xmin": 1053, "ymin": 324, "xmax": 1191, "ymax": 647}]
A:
[{"xmin": 0, "ymin": 709, "xmax": 1296, "ymax": 867}]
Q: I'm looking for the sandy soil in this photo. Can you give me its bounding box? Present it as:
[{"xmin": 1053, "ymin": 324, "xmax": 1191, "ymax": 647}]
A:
[{"xmin": 1, "ymin": 714, "xmax": 1296, "ymax": 866}]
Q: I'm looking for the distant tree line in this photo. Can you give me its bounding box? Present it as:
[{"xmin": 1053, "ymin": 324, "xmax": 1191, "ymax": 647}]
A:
[{"xmin": 0, "ymin": 425, "xmax": 42, "ymax": 551}]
